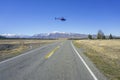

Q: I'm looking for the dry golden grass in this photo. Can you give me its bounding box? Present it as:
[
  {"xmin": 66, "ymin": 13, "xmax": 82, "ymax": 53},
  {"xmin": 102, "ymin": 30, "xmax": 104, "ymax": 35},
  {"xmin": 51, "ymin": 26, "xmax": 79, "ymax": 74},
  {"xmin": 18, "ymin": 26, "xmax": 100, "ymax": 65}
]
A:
[
  {"xmin": 74, "ymin": 40, "xmax": 120, "ymax": 80},
  {"xmin": 0, "ymin": 40, "xmax": 55, "ymax": 44},
  {"xmin": 0, "ymin": 39, "xmax": 57, "ymax": 61}
]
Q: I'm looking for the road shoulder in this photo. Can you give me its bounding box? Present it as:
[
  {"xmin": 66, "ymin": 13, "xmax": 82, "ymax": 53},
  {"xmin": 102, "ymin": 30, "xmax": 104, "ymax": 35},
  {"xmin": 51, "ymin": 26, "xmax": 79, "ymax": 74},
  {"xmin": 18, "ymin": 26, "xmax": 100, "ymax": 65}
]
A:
[{"xmin": 72, "ymin": 42, "xmax": 108, "ymax": 80}]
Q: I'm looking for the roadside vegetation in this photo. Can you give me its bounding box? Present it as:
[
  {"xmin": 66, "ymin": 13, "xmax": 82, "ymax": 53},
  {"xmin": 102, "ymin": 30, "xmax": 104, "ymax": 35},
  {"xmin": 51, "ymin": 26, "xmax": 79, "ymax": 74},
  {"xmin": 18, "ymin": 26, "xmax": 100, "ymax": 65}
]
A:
[
  {"xmin": 74, "ymin": 40, "xmax": 120, "ymax": 80},
  {"xmin": 0, "ymin": 39, "xmax": 57, "ymax": 61}
]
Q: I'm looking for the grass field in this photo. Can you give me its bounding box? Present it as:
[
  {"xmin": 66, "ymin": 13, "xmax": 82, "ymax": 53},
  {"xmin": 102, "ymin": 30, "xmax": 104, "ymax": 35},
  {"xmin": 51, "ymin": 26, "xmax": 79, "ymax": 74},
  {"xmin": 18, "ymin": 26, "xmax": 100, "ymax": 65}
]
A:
[
  {"xmin": 0, "ymin": 39, "xmax": 57, "ymax": 61},
  {"xmin": 74, "ymin": 40, "xmax": 120, "ymax": 80}
]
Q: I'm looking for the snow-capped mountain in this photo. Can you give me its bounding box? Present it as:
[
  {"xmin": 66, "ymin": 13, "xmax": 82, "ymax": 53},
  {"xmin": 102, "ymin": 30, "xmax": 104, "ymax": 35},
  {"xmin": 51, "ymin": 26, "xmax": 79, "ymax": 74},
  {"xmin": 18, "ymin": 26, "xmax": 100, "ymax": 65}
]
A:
[
  {"xmin": 0, "ymin": 34, "xmax": 31, "ymax": 38},
  {"xmin": 33, "ymin": 32, "xmax": 88, "ymax": 39},
  {"xmin": 0, "ymin": 32, "xmax": 88, "ymax": 39}
]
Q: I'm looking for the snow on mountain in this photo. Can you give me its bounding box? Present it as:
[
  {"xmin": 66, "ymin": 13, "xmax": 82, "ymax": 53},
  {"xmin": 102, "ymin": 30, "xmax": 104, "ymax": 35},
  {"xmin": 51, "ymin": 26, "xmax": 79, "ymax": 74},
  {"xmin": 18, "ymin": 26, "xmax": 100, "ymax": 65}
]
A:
[
  {"xmin": 1, "ymin": 34, "xmax": 17, "ymax": 37},
  {"xmin": 0, "ymin": 32, "xmax": 88, "ymax": 39},
  {"xmin": 0, "ymin": 34, "xmax": 31, "ymax": 38},
  {"xmin": 33, "ymin": 32, "xmax": 88, "ymax": 39}
]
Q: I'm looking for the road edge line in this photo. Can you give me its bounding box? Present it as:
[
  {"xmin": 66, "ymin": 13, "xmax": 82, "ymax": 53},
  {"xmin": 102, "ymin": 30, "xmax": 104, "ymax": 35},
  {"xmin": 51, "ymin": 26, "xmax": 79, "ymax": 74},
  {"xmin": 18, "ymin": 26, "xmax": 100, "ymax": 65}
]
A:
[
  {"xmin": 71, "ymin": 41, "xmax": 98, "ymax": 80},
  {"xmin": 0, "ymin": 43, "xmax": 54, "ymax": 64}
]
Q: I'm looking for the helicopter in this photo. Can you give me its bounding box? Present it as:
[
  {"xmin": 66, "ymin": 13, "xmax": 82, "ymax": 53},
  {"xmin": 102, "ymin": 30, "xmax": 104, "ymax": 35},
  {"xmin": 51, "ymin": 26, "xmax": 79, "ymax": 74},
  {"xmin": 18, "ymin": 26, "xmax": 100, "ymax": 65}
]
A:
[{"xmin": 55, "ymin": 17, "xmax": 66, "ymax": 21}]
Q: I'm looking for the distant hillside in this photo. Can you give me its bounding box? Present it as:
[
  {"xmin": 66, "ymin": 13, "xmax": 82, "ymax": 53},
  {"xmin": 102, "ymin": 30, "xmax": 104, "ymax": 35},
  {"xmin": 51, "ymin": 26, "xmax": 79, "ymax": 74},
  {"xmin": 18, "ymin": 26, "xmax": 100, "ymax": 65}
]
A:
[
  {"xmin": 0, "ymin": 34, "xmax": 31, "ymax": 38},
  {"xmin": 32, "ymin": 32, "xmax": 88, "ymax": 39},
  {"xmin": 0, "ymin": 35, "xmax": 6, "ymax": 39},
  {"xmin": 1, "ymin": 32, "xmax": 119, "ymax": 39}
]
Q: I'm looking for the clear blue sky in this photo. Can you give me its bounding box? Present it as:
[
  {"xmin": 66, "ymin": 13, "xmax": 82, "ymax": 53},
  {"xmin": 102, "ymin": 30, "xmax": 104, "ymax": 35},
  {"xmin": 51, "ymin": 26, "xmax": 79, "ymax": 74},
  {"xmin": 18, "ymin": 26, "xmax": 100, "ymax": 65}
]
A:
[{"xmin": 0, "ymin": 0, "xmax": 120, "ymax": 36}]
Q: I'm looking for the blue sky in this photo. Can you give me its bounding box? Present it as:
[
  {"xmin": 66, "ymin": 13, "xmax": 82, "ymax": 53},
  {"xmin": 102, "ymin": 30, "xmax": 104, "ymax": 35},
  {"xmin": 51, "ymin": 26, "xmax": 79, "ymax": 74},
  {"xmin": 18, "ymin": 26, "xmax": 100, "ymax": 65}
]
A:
[{"xmin": 0, "ymin": 0, "xmax": 120, "ymax": 36}]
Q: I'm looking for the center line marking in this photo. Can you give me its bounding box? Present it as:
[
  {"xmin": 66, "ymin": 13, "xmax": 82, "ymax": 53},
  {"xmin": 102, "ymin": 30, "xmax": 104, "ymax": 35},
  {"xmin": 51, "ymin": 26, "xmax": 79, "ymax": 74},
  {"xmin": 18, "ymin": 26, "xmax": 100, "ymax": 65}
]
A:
[{"xmin": 45, "ymin": 46, "xmax": 60, "ymax": 59}]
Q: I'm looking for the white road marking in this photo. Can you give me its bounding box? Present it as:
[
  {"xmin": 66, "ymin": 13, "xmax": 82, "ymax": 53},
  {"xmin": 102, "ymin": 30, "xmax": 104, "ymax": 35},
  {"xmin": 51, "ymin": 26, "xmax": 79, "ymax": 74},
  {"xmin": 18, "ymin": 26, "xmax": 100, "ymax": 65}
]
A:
[
  {"xmin": 0, "ymin": 45, "xmax": 49, "ymax": 64},
  {"xmin": 71, "ymin": 42, "xmax": 98, "ymax": 80}
]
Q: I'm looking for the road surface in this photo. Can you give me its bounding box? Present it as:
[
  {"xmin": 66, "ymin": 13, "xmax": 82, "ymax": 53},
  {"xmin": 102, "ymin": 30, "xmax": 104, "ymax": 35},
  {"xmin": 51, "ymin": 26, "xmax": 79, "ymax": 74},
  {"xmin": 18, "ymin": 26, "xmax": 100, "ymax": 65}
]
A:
[{"xmin": 0, "ymin": 40, "xmax": 107, "ymax": 80}]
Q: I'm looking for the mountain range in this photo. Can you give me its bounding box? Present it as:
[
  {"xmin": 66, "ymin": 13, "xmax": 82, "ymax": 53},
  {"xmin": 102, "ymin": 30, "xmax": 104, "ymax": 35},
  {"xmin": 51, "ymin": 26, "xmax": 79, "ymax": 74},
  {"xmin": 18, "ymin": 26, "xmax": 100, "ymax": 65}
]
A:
[{"xmin": 0, "ymin": 32, "xmax": 88, "ymax": 39}]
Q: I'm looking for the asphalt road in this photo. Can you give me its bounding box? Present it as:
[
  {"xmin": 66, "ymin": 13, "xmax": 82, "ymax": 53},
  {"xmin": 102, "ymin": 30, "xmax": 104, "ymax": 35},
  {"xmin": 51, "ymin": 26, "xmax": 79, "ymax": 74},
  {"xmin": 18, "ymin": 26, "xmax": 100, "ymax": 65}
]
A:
[{"xmin": 0, "ymin": 40, "xmax": 107, "ymax": 80}]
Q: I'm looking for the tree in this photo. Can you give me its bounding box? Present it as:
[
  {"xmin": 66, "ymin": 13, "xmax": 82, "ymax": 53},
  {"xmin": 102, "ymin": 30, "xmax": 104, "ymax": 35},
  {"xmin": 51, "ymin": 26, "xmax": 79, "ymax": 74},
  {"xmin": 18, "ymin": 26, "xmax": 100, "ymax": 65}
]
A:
[
  {"xmin": 0, "ymin": 35, "xmax": 6, "ymax": 39},
  {"xmin": 109, "ymin": 34, "xmax": 113, "ymax": 39},
  {"xmin": 97, "ymin": 30, "xmax": 105, "ymax": 39},
  {"xmin": 88, "ymin": 34, "xmax": 92, "ymax": 39},
  {"xmin": 103, "ymin": 35, "xmax": 106, "ymax": 39}
]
